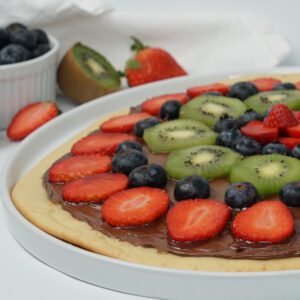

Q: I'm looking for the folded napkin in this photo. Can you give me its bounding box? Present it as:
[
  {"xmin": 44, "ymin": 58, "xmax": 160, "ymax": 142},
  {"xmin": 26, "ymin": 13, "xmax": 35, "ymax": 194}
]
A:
[{"xmin": 1, "ymin": 0, "xmax": 290, "ymax": 74}]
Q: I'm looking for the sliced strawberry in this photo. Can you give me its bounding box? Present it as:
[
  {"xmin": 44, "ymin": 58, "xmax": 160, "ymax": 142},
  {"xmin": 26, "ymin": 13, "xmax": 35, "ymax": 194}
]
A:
[
  {"xmin": 294, "ymin": 82, "xmax": 300, "ymax": 90},
  {"xmin": 240, "ymin": 121, "xmax": 278, "ymax": 144},
  {"xmin": 166, "ymin": 199, "xmax": 230, "ymax": 242},
  {"xmin": 71, "ymin": 133, "xmax": 136, "ymax": 156},
  {"xmin": 7, "ymin": 101, "xmax": 59, "ymax": 141},
  {"xmin": 251, "ymin": 78, "xmax": 281, "ymax": 92},
  {"xmin": 100, "ymin": 112, "xmax": 152, "ymax": 133},
  {"xmin": 279, "ymin": 137, "xmax": 300, "ymax": 150},
  {"xmin": 232, "ymin": 200, "xmax": 294, "ymax": 243},
  {"xmin": 141, "ymin": 93, "xmax": 188, "ymax": 115},
  {"xmin": 293, "ymin": 111, "xmax": 300, "ymax": 121},
  {"xmin": 187, "ymin": 83, "xmax": 229, "ymax": 99},
  {"xmin": 102, "ymin": 187, "xmax": 169, "ymax": 226},
  {"xmin": 62, "ymin": 173, "xmax": 128, "ymax": 203},
  {"xmin": 49, "ymin": 155, "xmax": 111, "ymax": 183},
  {"xmin": 263, "ymin": 104, "xmax": 299, "ymax": 128},
  {"xmin": 287, "ymin": 124, "xmax": 300, "ymax": 138}
]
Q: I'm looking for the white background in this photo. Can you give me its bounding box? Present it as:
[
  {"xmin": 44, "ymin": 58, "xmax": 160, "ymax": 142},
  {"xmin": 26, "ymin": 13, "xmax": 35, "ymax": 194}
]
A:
[{"xmin": 1, "ymin": 1, "xmax": 300, "ymax": 299}]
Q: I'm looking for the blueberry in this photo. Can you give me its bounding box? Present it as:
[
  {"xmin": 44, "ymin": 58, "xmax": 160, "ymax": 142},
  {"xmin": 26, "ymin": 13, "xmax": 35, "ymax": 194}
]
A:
[
  {"xmin": 280, "ymin": 181, "xmax": 300, "ymax": 206},
  {"xmin": 174, "ymin": 175, "xmax": 210, "ymax": 201},
  {"xmin": 273, "ymin": 83, "xmax": 296, "ymax": 90},
  {"xmin": 32, "ymin": 29, "xmax": 49, "ymax": 44},
  {"xmin": 262, "ymin": 142, "xmax": 289, "ymax": 155},
  {"xmin": 31, "ymin": 43, "xmax": 50, "ymax": 58},
  {"xmin": 232, "ymin": 135, "xmax": 262, "ymax": 156},
  {"xmin": 6, "ymin": 23, "xmax": 27, "ymax": 35},
  {"xmin": 112, "ymin": 150, "xmax": 148, "ymax": 175},
  {"xmin": 133, "ymin": 117, "xmax": 161, "ymax": 137},
  {"xmin": 291, "ymin": 144, "xmax": 300, "ymax": 159},
  {"xmin": 160, "ymin": 100, "xmax": 182, "ymax": 120},
  {"xmin": 228, "ymin": 82, "xmax": 259, "ymax": 101},
  {"xmin": 202, "ymin": 91, "xmax": 222, "ymax": 96},
  {"xmin": 213, "ymin": 115, "xmax": 238, "ymax": 133},
  {"xmin": 128, "ymin": 164, "xmax": 168, "ymax": 188},
  {"xmin": 116, "ymin": 140, "xmax": 143, "ymax": 153},
  {"xmin": 0, "ymin": 29, "xmax": 9, "ymax": 49},
  {"xmin": 225, "ymin": 182, "xmax": 258, "ymax": 209},
  {"xmin": 0, "ymin": 44, "xmax": 30, "ymax": 64},
  {"xmin": 216, "ymin": 129, "xmax": 242, "ymax": 148},
  {"xmin": 237, "ymin": 109, "xmax": 263, "ymax": 127},
  {"xmin": 10, "ymin": 29, "xmax": 37, "ymax": 49}
]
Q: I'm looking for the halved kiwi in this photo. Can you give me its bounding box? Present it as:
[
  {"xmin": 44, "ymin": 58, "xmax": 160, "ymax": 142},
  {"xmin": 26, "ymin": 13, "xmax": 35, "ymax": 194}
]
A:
[
  {"xmin": 245, "ymin": 90, "xmax": 300, "ymax": 114},
  {"xmin": 143, "ymin": 119, "xmax": 217, "ymax": 153},
  {"xmin": 165, "ymin": 145, "xmax": 242, "ymax": 180},
  {"xmin": 179, "ymin": 95, "xmax": 247, "ymax": 127},
  {"xmin": 229, "ymin": 154, "xmax": 300, "ymax": 197},
  {"xmin": 57, "ymin": 43, "xmax": 121, "ymax": 103}
]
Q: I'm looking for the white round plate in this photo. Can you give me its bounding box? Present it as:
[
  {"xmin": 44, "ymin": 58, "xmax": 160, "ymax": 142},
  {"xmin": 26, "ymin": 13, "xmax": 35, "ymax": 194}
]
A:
[{"xmin": 2, "ymin": 67, "xmax": 300, "ymax": 300}]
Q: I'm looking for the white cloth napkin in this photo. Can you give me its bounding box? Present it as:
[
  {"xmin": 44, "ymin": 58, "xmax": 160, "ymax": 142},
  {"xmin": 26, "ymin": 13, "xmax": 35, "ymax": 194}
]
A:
[{"xmin": 1, "ymin": 0, "xmax": 290, "ymax": 74}]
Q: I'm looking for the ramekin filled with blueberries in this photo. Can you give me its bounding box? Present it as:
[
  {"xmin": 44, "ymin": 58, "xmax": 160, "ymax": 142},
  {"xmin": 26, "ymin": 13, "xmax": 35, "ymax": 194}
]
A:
[{"xmin": 0, "ymin": 22, "xmax": 59, "ymax": 129}]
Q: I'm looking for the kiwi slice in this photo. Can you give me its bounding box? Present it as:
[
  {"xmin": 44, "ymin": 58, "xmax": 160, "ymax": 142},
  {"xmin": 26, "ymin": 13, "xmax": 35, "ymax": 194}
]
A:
[
  {"xmin": 165, "ymin": 145, "xmax": 242, "ymax": 180},
  {"xmin": 245, "ymin": 90, "xmax": 300, "ymax": 114},
  {"xmin": 57, "ymin": 43, "xmax": 121, "ymax": 103},
  {"xmin": 229, "ymin": 154, "xmax": 300, "ymax": 197},
  {"xmin": 143, "ymin": 119, "xmax": 217, "ymax": 153},
  {"xmin": 180, "ymin": 95, "xmax": 247, "ymax": 127}
]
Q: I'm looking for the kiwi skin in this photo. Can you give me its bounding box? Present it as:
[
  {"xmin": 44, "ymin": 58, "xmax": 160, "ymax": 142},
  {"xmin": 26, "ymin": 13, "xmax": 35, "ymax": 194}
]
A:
[{"xmin": 57, "ymin": 43, "xmax": 121, "ymax": 104}]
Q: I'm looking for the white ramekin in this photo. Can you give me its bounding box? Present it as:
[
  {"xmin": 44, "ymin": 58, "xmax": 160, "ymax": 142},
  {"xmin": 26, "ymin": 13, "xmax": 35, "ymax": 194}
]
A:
[{"xmin": 0, "ymin": 36, "xmax": 59, "ymax": 129}]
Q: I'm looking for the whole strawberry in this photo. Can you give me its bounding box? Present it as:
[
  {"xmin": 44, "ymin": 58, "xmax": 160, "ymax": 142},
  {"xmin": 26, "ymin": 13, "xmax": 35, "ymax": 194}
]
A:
[{"xmin": 125, "ymin": 37, "xmax": 187, "ymax": 87}]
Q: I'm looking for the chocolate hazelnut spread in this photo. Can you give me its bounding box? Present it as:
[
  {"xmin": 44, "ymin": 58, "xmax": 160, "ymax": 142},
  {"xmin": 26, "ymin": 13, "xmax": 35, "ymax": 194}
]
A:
[{"xmin": 43, "ymin": 142, "xmax": 300, "ymax": 260}]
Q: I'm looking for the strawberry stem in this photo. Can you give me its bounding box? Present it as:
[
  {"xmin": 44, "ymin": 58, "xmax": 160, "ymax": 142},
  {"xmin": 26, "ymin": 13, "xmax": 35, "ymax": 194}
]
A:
[{"xmin": 130, "ymin": 37, "xmax": 148, "ymax": 53}]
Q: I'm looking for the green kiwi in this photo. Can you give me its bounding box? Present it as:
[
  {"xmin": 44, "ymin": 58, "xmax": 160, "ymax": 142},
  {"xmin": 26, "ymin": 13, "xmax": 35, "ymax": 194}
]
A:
[
  {"xmin": 143, "ymin": 119, "xmax": 217, "ymax": 153},
  {"xmin": 229, "ymin": 154, "xmax": 300, "ymax": 197},
  {"xmin": 179, "ymin": 95, "xmax": 247, "ymax": 127},
  {"xmin": 245, "ymin": 90, "xmax": 300, "ymax": 114},
  {"xmin": 165, "ymin": 145, "xmax": 242, "ymax": 180}
]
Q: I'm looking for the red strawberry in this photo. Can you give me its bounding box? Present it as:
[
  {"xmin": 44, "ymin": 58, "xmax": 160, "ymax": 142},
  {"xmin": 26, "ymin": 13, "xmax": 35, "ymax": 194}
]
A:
[
  {"xmin": 71, "ymin": 133, "xmax": 136, "ymax": 156},
  {"xmin": 49, "ymin": 155, "xmax": 111, "ymax": 183},
  {"xmin": 263, "ymin": 104, "xmax": 299, "ymax": 128},
  {"xmin": 100, "ymin": 112, "xmax": 152, "ymax": 133},
  {"xmin": 251, "ymin": 78, "xmax": 281, "ymax": 92},
  {"xmin": 62, "ymin": 173, "xmax": 128, "ymax": 203},
  {"xmin": 287, "ymin": 124, "xmax": 300, "ymax": 138},
  {"xmin": 187, "ymin": 83, "xmax": 229, "ymax": 99},
  {"xmin": 293, "ymin": 111, "xmax": 300, "ymax": 121},
  {"xmin": 7, "ymin": 101, "xmax": 59, "ymax": 141},
  {"xmin": 102, "ymin": 187, "xmax": 169, "ymax": 227},
  {"xmin": 125, "ymin": 37, "xmax": 187, "ymax": 87},
  {"xmin": 294, "ymin": 81, "xmax": 300, "ymax": 90},
  {"xmin": 166, "ymin": 199, "xmax": 230, "ymax": 242},
  {"xmin": 240, "ymin": 121, "xmax": 278, "ymax": 144},
  {"xmin": 232, "ymin": 201, "xmax": 294, "ymax": 243},
  {"xmin": 279, "ymin": 137, "xmax": 300, "ymax": 150},
  {"xmin": 141, "ymin": 93, "xmax": 188, "ymax": 115}
]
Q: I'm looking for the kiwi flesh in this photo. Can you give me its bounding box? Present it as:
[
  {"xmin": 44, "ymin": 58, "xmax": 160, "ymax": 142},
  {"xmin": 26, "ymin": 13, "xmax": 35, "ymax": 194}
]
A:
[
  {"xmin": 57, "ymin": 43, "xmax": 121, "ymax": 103},
  {"xmin": 143, "ymin": 119, "xmax": 217, "ymax": 153},
  {"xmin": 229, "ymin": 154, "xmax": 300, "ymax": 197},
  {"xmin": 165, "ymin": 145, "xmax": 242, "ymax": 180},
  {"xmin": 180, "ymin": 95, "xmax": 247, "ymax": 127},
  {"xmin": 245, "ymin": 90, "xmax": 300, "ymax": 114}
]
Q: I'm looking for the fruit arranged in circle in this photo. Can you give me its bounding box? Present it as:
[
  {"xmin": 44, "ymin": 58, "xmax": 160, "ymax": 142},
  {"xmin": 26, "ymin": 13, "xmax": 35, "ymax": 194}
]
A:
[
  {"xmin": 116, "ymin": 140, "xmax": 143, "ymax": 153},
  {"xmin": 160, "ymin": 100, "xmax": 182, "ymax": 120},
  {"xmin": 273, "ymin": 82, "xmax": 296, "ymax": 90},
  {"xmin": 236, "ymin": 109, "xmax": 263, "ymax": 127},
  {"xmin": 251, "ymin": 78, "xmax": 281, "ymax": 92},
  {"xmin": 280, "ymin": 181, "xmax": 300, "ymax": 206},
  {"xmin": 166, "ymin": 199, "xmax": 230, "ymax": 242},
  {"xmin": 180, "ymin": 95, "xmax": 247, "ymax": 127},
  {"xmin": 102, "ymin": 187, "xmax": 170, "ymax": 226},
  {"xmin": 100, "ymin": 112, "xmax": 151, "ymax": 133},
  {"xmin": 213, "ymin": 115, "xmax": 238, "ymax": 133},
  {"xmin": 141, "ymin": 93, "xmax": 188, "ymax": 115},
  {"xmin": 228, "ymin": 82, "xmax": 259, "ymax": 100},
  {"xmin": 165, "ymin": 145, "xmax": 242, "ymax": 180},
  {"xmin": 143, "ymin": 119, "xmax": 217, "ymax": 153},
  {"xmin": 216, "ymin": 129, "xmax": 242, "ymax": 148},
  {"xmin": 133, "ymin": 117, "xmax": 161, "ymax": 137},
  {"xmin": 128, "ymin": 164, "xmax": 168, "ymax": 188},
  {"xmin": 49, "ymin": 155, "xmax": 111, "ymax": 183},
  {"xmin": 62, "ymin": 173, "xmax": 128, "ymax": 203},
  {"xmin": 262, "ymin": 143, "xmax": 289, "ymax": 155},
  {"xmin": 71, "ymin": 133, "xmax": 136, "ymax": 156},
  {"xmin": 232, "ymin": 135, "xmax": 262, "ymax": 156},
  {"xmin": 229, "ymin": 154, "xmax": 300, "ymax": 197},
  {"xmin": 174, "ymin": 175, "xmax": 210, "ymax": 201},
  {"xmin": 232, "ymin": 201, "xmax": 294, "ymax": 243},
  {"xmin": 244, "ymin": 90, "xmax": 300, "ymax": 114},
  {"xmin": 187, "ymin": 83, "xmax": 229, "ymax": 99},
  {"xmin": 225, "ymin": 182, "xmax": 258, "ymax": 209}
]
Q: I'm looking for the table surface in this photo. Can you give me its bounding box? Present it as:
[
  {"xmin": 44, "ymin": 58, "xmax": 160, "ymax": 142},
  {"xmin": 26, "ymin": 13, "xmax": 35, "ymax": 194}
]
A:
[{"xmin": 0, "ymin": 97, "xmax": 151, "ymax": 300}]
